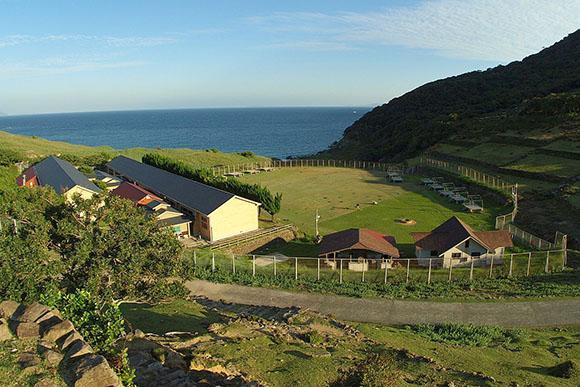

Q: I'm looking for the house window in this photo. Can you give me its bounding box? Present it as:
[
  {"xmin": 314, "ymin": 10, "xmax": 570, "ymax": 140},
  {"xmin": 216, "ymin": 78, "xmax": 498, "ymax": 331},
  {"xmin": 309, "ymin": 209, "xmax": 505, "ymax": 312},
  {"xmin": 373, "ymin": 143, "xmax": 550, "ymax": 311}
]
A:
[
  {"xmin": 465, "ymin": 240, "xmax": 470, "ymax": 248},
  {"xmin": 430, "ymin": 250, "xmax": 438, "ymax": 257},
  {"xmin": 471, "ymin": 252, "xmax": 481, "ymax": 257},
  {"xmin": 451, "ymin": 253, "xmax": 461, "ymax": 258}
]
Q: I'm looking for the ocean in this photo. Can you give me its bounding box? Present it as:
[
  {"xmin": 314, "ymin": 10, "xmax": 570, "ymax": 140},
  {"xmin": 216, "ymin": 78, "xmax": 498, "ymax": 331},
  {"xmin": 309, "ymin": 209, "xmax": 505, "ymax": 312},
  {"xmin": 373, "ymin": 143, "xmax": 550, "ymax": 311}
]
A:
[{"xmin": 0, "ymin": 107, "xmax": 370, "ymax": 158}]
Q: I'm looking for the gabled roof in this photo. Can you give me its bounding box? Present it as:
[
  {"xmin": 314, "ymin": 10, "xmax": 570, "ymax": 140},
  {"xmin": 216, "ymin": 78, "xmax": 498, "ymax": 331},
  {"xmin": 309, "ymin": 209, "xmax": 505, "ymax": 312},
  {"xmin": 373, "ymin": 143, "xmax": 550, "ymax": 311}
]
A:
[
  {"xmin": 22, "ymin": 156, "xmax": 101, "ymax": 194},
  {"xmin": 106, "ymin": 156, "xmax": 258, "ymax": 215},
  {"xmin": 319, "ymin": 228, "xmax": 400, "ymax": 258},
  {"xmin": 111, "ymin": 181, "xmax": 161, "ymax": 205},
  {"xmin": 411, "ymin": 216, "xmax": 513, "ymax": 253}
]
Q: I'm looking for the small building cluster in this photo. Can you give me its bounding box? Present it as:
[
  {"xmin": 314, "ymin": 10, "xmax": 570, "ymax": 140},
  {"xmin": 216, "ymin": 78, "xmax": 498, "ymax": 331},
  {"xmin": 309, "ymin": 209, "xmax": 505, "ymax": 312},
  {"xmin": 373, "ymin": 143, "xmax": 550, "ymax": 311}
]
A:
[{"xmin": 319, "ymin": 216, "xmax": 513, "ymax": 269}]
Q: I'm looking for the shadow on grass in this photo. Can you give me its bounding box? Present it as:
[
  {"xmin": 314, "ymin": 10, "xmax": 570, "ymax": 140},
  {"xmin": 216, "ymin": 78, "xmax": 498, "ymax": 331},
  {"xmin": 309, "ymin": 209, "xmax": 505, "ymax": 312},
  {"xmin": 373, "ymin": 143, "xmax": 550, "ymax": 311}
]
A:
[{"xmin": 120, "ymin": 301, "xmax": 222, "ymax": 335}]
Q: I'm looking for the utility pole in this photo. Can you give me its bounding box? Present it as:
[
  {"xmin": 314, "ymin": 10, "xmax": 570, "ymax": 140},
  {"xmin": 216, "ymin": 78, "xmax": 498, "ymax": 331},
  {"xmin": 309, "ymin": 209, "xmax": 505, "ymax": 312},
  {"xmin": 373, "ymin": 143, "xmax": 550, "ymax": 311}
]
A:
[{"xmin": 315, "ymin": 209, "xmax": 321, "ymax": 239}]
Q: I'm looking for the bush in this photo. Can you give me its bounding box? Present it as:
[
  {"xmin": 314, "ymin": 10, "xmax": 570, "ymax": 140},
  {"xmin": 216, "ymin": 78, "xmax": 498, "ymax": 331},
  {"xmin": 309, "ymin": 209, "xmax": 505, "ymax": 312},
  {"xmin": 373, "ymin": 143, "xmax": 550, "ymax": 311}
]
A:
[
  {"xmin": 408, "ymin": 323, "xmax": 523, "ymax": 347},
  {"xmin": 239, "ymin": 151, "xmax": 254, "ymax": 157},
  {"xmin": 335, "ymin": 350, "xmax": 403, "ymax": 386},
  {"xmin": 0, "ymin": 148, "xmax": 24, "ymax": 166}
]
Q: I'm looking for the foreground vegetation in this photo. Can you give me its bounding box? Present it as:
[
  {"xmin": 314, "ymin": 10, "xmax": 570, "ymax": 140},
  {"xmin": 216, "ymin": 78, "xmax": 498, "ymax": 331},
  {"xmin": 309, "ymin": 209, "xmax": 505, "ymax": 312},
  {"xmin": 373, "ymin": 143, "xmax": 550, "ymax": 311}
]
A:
[{"xmin": 120, "ymin": 298, "xmax": 580, "ymax": 386}]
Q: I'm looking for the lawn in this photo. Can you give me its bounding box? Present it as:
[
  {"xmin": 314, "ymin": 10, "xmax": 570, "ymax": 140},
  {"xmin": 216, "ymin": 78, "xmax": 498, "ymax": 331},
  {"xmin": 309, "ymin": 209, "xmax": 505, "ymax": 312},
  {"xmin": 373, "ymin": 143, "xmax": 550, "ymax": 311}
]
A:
[
  {"xmin": 0, "ymin": 130, "xmax": 269, "ymax": 169},
  {"xmin": 542, "ymin": 139, "xmax": 580, "ymax": 154},
  {"xmin": 240, "ymin": 167, "xmax": 503, "ymax": 255},
  {"xmin": 121, "ymin": 298, "xmax": 580, "ymax": 386},
  {"xmin": 506, "ymin": 153, "xmax": 580, "ymax": 178},
  {"xmin": 436, "ymin": 142, "xmax": 535, "ymax": 166}
]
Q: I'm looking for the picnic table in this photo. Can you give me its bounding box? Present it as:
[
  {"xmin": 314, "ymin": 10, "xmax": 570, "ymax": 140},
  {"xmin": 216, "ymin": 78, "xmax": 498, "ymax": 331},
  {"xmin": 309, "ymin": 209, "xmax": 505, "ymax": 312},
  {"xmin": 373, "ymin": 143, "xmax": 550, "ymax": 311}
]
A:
[
  {"xmin": 224, "ymin": 172, "xmax": 243, "ymax": 177},
  {"xmin": 464, "ymin": 202, "xmax": 483, "ymax": 212},
  {"xmin": 450, "ymin": 194, "xmax": 467, "ymax": 203},
  {"xmin": 421, "ymin": 178, "xmax": 434, "ymax": 185},
  {"xmin": 390, "ymin": 176, "xmax": 403, "ymax": 183},
  {"xmin": 430, "ymin": 183, "xmax": 444, "ymax": 191}
]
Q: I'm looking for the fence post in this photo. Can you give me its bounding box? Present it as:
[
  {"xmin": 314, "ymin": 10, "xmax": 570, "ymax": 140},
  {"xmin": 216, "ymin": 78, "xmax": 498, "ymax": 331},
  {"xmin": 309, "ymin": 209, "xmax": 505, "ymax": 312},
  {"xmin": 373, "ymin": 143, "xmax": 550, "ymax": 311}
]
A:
[
  {"xmin": 274, "ymin": 255, "xmax": 277, "ymax": 277},
  {"xmin": 384, "ymin": 262, "xmax": 388, "ymax": 284},
  {"xmin": 212, "ymin": 252, "xmax": 215, "ymax": 272},
  {"xmin": 295, "ymin": 257, "xmax": 298, "ymax": 280},
  {"xmin": 193, "ymin": 250, "xmax": 197, "ymax": 267},
  {"xmin": 563, "ymin": 249, "xmax": 567, "ymax": 270},
  {"xmin": 317, "ymin": 258, "xmax": 320, "ymax": 281},
  {"xmin": 427, "ymin": 259, "xmax": 432, "ymax": 284},
  {"xmin": 545, "ymin": 251, "xmax": 550, "ymax": 273},
  {"xmin": 489, "ymin": 255, "xmax": 494, "ymax": 278},
  {"xmin": 469, "ymin": 258, "xmax": 474, "ymax": 282},
  {"xmin": 339, "ymin": 259, "xmax": 343, "ymax": 284},
  {"xmin": 252, "ymin": 255, "xmax": 256, "ymax": 277},
  {"xmin": 526, "ymin": 252, "xmax": 531, "ymax": 276},
  {"xmin": 406, "ymin": 259, "xmax": 410, "ymax": 283},
  {"xmin": 362, "ymin": 260, "xmax": 365, "ymax": 282},
  {"xmin": 448, "ymin": 262, "xmax": 453, "ymax": 282},
  {"xmin": 232, "ymin": 254, "xmax": 236, "ymax": 274},
  {"xmin": 509, "ymin": 254, "xmax": 513, "ymax": 277}
]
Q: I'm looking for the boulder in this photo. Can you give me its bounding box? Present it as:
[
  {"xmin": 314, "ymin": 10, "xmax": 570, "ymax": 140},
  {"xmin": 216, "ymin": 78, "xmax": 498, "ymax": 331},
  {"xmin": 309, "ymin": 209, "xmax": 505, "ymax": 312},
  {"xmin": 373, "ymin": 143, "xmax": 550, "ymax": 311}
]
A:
[
  {"xmin": 17, "ymin": 352, "xmax": 41, "ymax": 369},
  {"xmin": 63, "ymin": 340, "xmax": 93, "ymax": 362},
  {"xmin": 14, "ymin": 322, "xmax": 40, "ymax": 338},
  {"xmin": 43, "ymin": 319, "xmax": 75, "ymax": 343},
  {"xmin": 65, "ymin": 354, "xmax": 121, "ymax": 387},
  {"xmin": 11, "ymin": 302, "xmax": 50, "ymax": 323},
  {"xmin": 42, "ymin": 349, "xmax": 64, "ymax": 367},
  {"xmin": 0, "ymin": 300, "xmax": 20, "ymax": 319},
  {"xmin": 58, "ymin": 330, "xmax": 84, "ymax": 351},
  {"xmin": 0, "ymin": 319, "xmax": 13, "ymax": 341},
  {"xmin": 36, "ymin": 311, "xmax": 62, "ymax": 329}
]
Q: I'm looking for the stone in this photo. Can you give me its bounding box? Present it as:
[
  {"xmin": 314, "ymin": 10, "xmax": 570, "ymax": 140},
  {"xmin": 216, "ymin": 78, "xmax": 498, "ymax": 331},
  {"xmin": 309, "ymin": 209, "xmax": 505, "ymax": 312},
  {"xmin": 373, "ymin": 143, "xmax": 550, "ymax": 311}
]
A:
[
  {"xmin": 64, "ymin": 354, "xmax": 121, "ymax": 387},
  {"xmin": 0, "ymin": 300, "xmax": 20, "ymax": 319},
  {"xmin": 11, "ymin": 302, "xmax": 50, "ymax": 323},
  {"xmin": 164, "ymin": 350, "xmax": 187, "ymax": 370},
  {"xmin": 42, "ymin": 349, "xmax": 64, "ymax": 367},
  {"xmin": 63, "ymin": 340, "xmax": 93, "ymax": 361},
  {"xmin": 0, "ymin": 320, "xmax": 13, "ymax": 341},
  {"xmin": 43, "ymin": 319, "xmax": 75, "ymax": 343},
  {"xmin": 17, "ymin": 352, "xmax": 41, "ymax": 369},
  {"xmin": 58, "ymin": 330, "xmax": 83, "ymax": 351},
  {"xmin": 14, "ymin": 322, "xmax": 40, "ymax": 338}
]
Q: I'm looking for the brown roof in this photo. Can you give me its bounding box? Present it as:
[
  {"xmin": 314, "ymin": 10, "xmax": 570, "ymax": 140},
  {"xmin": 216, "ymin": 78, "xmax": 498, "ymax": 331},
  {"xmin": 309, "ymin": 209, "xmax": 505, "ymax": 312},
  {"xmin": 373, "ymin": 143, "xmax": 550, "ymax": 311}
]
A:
[
  {"xmin": 319, "ymin": 228, "xmax": 400, "ymax": 258},
  {"xmin": 111, "ymin": 182, "xmax": 161, "ymax": 206},
  {"xmin": 411, "ymin": 216, "xmax": 512, "ymax": 253}
]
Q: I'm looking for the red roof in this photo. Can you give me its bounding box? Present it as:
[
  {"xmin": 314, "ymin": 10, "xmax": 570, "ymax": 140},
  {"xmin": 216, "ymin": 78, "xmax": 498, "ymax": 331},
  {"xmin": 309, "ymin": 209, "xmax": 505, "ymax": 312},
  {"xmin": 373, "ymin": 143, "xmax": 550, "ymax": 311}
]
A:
[
  {"xmin": 411, "ymin": 216, "xmax": 513, "ymax": 253},
  {"xmin": 319, "ymin": 228, "xmax": 400, "ymax": 258},
  {"xmin": 111, "ymin": 182, "xmax": 161, "ymax": 205},
  {"xmin": 16, "ymin": 166, "xmax": 38, "ymax": 187}
]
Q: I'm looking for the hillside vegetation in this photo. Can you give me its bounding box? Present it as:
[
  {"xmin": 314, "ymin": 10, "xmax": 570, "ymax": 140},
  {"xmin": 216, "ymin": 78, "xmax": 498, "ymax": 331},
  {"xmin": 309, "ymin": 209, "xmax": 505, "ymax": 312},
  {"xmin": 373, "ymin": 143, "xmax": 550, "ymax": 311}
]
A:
[
  {"xmin": 323, "ymin": 30, "xmax": 580, "ymax": 161},
  {"xmin": 0, "ymin": 130, "xmax": 269, "ymax": 169}
]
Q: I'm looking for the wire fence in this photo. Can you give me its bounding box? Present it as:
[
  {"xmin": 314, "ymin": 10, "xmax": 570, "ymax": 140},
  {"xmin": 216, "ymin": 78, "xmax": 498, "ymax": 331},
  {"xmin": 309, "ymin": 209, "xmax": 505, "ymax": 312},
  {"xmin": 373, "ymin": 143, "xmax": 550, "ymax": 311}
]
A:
[
  {"xmin": 185, "ymin": 248, "xmax": 569, "ymax": 285},
  {"xmin": 211, "ymin": 159, "xmax": 407, "ymax": 177}
]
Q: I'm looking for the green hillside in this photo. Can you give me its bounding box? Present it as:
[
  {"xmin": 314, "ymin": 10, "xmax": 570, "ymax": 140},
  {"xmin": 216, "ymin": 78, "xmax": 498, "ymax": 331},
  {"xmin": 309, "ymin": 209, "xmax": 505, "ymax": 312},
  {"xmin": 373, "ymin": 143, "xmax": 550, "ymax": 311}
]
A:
[
  {"xmin": 0, "ymin": 130, "xmax": 269, "ymax": 169},
  {"xmin": 322, "ymin": 30, "xmax": 580, "ymax": 162}
]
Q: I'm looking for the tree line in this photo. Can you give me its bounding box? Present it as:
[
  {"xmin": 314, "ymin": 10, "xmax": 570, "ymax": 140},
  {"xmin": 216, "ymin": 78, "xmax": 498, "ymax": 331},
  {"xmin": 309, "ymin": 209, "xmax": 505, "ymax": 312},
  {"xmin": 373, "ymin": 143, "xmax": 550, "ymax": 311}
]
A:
[{"xmin": 142, "ymin": 153, "xmax": 282, "ymax": 219}]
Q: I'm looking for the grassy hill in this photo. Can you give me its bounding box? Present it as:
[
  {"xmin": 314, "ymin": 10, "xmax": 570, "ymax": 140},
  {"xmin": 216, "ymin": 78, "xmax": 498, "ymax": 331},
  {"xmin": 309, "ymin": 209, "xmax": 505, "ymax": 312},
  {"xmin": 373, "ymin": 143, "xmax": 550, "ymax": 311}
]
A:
[
  {"xmin": 322, "ymin": 30, "xmax": 580, "ymax": 162},
  {"xmin": 0, "ymin": 130, "xmax": 269, "ymax": 169}
]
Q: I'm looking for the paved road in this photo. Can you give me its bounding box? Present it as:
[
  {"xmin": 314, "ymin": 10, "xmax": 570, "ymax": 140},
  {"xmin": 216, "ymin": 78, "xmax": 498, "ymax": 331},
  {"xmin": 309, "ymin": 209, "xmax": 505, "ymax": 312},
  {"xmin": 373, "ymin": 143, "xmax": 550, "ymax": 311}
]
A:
[{"xmin": 185, "ymin": 280, "xmax": 580, "ymax": 327}]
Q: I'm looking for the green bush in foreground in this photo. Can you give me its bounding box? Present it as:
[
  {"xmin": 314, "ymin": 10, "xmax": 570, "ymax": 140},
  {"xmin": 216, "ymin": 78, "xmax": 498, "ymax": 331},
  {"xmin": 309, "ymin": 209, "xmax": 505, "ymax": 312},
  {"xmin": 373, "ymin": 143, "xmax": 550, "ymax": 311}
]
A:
[
  {"xmin": 408, "ymin": 323, "xmax": 523, "ymax": 347},
  {"xmin": 188, "ymin": 266, "xmax": 580, "ymax": 300}
]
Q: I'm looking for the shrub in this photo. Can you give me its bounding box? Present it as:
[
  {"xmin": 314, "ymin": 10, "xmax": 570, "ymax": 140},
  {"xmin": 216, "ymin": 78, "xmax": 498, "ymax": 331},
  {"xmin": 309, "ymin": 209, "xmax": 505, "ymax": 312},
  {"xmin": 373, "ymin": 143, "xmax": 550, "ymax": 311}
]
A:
[
  {"xmin": 408, "ymin": 323, "xmax": 523, "ymax": 347},
  {"xmin": 239, "ymin": 151, "xmax": 254, "ymax": 157},
  {"xmin": 335, "ymin": 350, "xmax": 403, "ymax": 386},
  {"xmin": 0, "ymin": 148, "xmax": 24, "ymax": 166}
]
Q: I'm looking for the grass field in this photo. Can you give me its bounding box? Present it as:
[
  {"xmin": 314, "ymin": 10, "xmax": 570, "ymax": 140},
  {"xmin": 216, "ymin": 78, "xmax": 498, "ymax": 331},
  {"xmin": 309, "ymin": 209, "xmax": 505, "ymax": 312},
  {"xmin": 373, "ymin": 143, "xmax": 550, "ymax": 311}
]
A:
[
  {"xmin": 121, "ymin": 298, "xmax": 580, "ymax": 387},
  {"xmin": 436, "ymin": 142, "xmax": 535, "ymax": 166},
  {"xmin": 0, "ymin": 130, "xmax": 268, "ymax": 169},
  {"xmin": 506, "ymin": 153, "xmax": 580, "ymax": 178},
  {"xmin": 543, "ymin": 139, "xmax": 580, "ymax": 154},
  {"xmin": 240, "ymin": 167, "xmax": 503, "ymax": 255}
]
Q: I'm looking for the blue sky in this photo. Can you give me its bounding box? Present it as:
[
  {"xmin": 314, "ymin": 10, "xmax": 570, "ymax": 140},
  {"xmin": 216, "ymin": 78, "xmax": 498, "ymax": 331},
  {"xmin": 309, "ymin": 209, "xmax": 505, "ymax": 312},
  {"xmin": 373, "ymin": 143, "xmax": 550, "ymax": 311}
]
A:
[{"xmin": 0, "ymin": 0, "xmax": 578, "ymax": 115}]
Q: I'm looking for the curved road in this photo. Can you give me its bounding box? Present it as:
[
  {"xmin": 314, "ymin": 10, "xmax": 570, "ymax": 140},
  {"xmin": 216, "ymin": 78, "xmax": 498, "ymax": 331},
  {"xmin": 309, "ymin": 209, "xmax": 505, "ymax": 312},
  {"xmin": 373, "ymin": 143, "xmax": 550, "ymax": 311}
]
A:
[{"xmin": 186, "ymin": 280, "xmax": 580, "ymax": 327}]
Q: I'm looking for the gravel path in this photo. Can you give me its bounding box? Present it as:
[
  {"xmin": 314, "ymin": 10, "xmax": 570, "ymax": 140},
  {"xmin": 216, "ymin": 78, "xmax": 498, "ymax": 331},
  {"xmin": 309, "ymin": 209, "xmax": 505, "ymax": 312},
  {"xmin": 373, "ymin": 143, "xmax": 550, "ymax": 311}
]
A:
[{"xmin": 185, "ymin": 280, "xmax": 580, "ymax": 327}]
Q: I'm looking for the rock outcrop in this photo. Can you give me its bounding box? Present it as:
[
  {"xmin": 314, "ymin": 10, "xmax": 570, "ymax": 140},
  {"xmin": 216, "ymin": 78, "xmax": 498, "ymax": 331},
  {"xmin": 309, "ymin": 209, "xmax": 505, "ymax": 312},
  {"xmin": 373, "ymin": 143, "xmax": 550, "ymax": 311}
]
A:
[{"xmin": 0, "ymin": 300, "xmax": 121, "ymax": 387}]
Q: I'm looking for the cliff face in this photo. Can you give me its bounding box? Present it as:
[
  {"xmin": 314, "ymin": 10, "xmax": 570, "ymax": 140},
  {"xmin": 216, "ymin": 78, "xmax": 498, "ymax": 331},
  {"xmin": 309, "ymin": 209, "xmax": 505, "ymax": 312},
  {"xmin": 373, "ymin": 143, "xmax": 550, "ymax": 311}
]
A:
[{"xmin": 323, "ymin": 30, "xmax": 580, "ymax": 161}]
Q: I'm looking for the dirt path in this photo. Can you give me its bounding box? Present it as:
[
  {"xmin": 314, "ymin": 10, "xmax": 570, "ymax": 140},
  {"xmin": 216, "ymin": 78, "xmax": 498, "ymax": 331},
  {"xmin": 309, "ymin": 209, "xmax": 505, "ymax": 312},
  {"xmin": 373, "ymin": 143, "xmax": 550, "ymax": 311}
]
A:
[{"xmin": 185, "ymin": 280, "xmax": 580, "ymax": 327}]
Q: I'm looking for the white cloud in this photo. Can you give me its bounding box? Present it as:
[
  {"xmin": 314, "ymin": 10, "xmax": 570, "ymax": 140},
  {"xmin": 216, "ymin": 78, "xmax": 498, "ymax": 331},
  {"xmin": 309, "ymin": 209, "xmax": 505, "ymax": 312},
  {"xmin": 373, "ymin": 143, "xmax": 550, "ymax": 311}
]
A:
[
  {"xmin": 0, "ymin": 34, "xmax": 178, "ymax": 49},
  {"xmin": 249, "ymin": 0, "xmax": 580, "ymax": 61}
]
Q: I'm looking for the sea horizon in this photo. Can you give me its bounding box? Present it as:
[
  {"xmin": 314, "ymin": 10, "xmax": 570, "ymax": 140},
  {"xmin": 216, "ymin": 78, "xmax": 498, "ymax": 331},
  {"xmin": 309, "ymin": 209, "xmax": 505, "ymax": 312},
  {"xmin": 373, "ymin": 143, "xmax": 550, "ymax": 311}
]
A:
[{"xmin": 0, "ymin": 106, "xmax": 371, "ymax": 158}]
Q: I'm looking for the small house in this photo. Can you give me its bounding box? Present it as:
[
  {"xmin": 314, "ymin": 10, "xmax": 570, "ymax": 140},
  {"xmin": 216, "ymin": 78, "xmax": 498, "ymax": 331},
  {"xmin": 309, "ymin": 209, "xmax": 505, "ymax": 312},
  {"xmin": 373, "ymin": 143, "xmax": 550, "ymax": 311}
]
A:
[
  {"xmin": 319, "ymin": 228, "xmax": 400, "ymax": 271},
  {"xmin": 411, "ymin": 216, "xmax": 513, "ymax": 268},
  {"xmin": 111, "ymin": 181, "xmax": 161, "ymax": 206},
  {"xmin": 16, "ymin": 156, "xmax": 101, "ymax": 201}
]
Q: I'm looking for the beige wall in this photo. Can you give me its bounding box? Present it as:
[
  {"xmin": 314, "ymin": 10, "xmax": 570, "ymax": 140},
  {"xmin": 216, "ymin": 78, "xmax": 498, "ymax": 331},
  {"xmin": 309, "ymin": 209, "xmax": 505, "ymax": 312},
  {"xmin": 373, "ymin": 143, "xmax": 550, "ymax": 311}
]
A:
[
  {"xmin": 207, "ymin": 197, "xmax": 259, "ymax": 241},
  {"xmin": 416, "ymin": 237, "xmax": 490, "ymax": 268},
  {"xmin": 63, "ymin": 185, "xmax": 99, "ymax": 202}
]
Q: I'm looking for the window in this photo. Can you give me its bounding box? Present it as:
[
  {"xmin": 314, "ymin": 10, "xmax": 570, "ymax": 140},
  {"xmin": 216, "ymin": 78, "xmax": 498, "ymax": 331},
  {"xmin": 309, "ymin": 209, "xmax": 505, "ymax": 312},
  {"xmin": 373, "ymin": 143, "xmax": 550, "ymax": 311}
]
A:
[
  {"xmin": 465, "ymin": 240, "xmax": 470, "ymax": 248},
  {"xmin": 471, "ymin": 252, "xmax": 481, "ymax": 257},
  {"xmin": 451, "ymin": 253, "xmax": 461, "ymax": 258}
]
